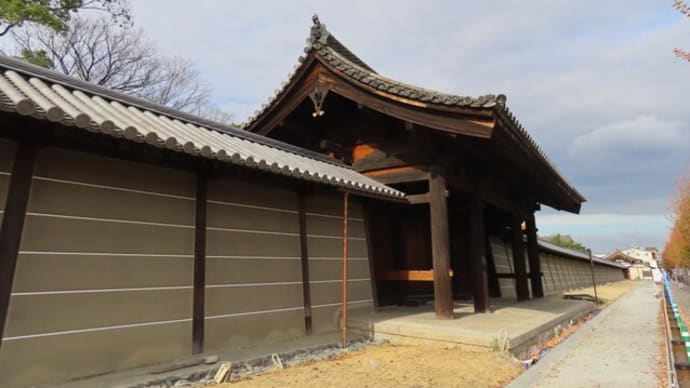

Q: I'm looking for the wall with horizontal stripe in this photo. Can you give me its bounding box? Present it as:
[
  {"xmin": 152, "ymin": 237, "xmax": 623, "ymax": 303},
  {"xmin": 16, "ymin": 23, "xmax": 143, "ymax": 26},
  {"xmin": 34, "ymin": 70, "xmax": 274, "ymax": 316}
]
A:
[
  {"xmin": 0, "ymin": 147, "xmax": 195, "ymax": 387},
  {"xmin": 204, "ymin": 178, "xmax": 304, "ymax": 351},
  {"xmin": 491, "ymin": 237, "xmax": 519, "ymax": 299},
  {"xmin": 304, "ymin": 195, "xmax": 374, "ymax": 333},
  {"xmin": 540, "ymin": 252, "xmax": 625, "ymax": 295},
  {"xmin": 490, "ymin": 237, "xmax": 625, "ymax": 299}
]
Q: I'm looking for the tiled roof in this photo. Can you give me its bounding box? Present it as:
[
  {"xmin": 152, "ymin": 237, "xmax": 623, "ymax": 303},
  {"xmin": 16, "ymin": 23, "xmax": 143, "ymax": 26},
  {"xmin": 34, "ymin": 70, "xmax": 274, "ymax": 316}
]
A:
[
  {"xmin": 243, "ymin": 15, "xmax": 585, "ymax": 206},
  {"xmin": 0, "ymin": 55, "xmax": 404, "ymax": 199},
  {"xmin": 244, "ymin": 15, "xmax": 501, "ymax": 128}
]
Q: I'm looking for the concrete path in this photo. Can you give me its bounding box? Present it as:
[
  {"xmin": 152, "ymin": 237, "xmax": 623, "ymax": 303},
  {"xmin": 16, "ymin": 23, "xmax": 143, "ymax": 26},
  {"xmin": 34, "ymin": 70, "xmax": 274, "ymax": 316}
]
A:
[
  {"xmin": 349, "ymin": 296, "xmax": 593, "ymax": 355},
  {"xmin": 508, "ymin": 282, "xmax": 662, "ymax": 388}
]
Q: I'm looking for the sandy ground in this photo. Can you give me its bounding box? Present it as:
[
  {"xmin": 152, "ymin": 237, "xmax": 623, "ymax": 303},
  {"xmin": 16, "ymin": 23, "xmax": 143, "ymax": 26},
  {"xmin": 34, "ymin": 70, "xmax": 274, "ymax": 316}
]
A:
[
  {"xmin": 217, "ymin": 344, "xmax": 522, "ymax": 388},
  {"xmin": 563, "ymin": 279, "xmax": 639, "ymax": 306}
]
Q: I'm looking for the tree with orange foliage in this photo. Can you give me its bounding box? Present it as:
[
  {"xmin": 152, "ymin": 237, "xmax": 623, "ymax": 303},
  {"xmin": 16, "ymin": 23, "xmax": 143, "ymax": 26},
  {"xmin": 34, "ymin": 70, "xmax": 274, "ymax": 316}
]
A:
[
  {"xmin": 663, "ymin": 172, "xmax": 690, "ymax": 268},
  {"xmin": 675, "ymin": 1, "xmax": 690, "ymax": 62}
]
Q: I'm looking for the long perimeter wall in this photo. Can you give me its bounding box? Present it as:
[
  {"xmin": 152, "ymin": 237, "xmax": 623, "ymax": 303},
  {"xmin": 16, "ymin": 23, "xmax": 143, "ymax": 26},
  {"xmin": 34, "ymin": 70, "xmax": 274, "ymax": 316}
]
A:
[
  {"xmin": 491, "ymin": 237, "xmax": 626, "ymax": 299},
  {"xmin": 0, "ymin": 143, "xmax": 373, "ymax": 387}
]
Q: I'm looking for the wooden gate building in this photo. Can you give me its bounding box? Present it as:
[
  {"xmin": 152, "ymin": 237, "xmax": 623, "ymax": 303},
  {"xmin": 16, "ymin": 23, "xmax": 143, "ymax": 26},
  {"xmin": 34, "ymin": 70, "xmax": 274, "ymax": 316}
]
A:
[
  {"xmin": 0, "ymin": 16, "xmax": 626, "ymax": 387},
  {"xmin": 246, "ymin": 16, "xmax": 586, "ymax": 318}
]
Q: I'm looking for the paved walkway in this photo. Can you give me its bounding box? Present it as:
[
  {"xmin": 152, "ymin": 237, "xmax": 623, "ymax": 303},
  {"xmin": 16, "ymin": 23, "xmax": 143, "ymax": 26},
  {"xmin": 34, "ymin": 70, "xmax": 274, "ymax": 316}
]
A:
[
  {"xmin": 349, "ymin": 296, "xmax": 593, "ymax": 354},
  {"xmin": 508, "ymin": 282, "xmax": 661, "ymax": 388}
]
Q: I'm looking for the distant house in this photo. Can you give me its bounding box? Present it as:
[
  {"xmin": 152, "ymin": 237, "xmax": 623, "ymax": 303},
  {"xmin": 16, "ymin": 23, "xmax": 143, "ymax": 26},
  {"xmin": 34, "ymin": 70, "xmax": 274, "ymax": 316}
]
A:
[
  {"xmin": 606, "ymin": 250, "xmax": 652, "ymax": 280},
  {"xmin": 622, "ymin": 247, "xmax": 659, "ymax": 268}
]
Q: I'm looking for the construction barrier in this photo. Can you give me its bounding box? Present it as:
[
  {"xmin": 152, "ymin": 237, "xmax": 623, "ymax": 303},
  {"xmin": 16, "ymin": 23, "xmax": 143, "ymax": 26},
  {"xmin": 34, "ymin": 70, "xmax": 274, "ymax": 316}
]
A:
[{"xmin": 663, "ymin": 272, "xmax": 690, "ymax": 387}]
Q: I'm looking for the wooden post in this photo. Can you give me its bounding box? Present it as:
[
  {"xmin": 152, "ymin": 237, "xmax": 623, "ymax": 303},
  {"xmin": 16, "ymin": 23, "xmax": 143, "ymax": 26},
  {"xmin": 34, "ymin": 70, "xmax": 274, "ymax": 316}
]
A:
[
  {"xmin": 511, "ymin": 214, "xmax": 530, "ymax": 301},
  {"xmin": 341, "ymin": 191, "xmax": 349, "ymax": 345},
  {"xmin": 588, "ymin": 249, "xmax": 599, "ymax": 304},
  {"xmin": 469, "ymin": 193, "xmax": 489, "ymax": 312},
  {"xmin": 361, "ymin": 203, "xmax": 379, "ymax": 309},
  {"xmin": 429, "ymin": 170, "xmax": 453, "ymax": 319},
  {"xmin": 0, "ymin": 144, "xmax": 36, "ymax": 350},
  {"xmin": 526, "ymin": 213, "xmax": 544, "ymax": 298},
  {"xmin": 297, "ymin": 193, "xmax": 313, "ymax": 334},
  {"xmin": 192, "ymin": 173, "xmax": 207, "ymax": 354}
]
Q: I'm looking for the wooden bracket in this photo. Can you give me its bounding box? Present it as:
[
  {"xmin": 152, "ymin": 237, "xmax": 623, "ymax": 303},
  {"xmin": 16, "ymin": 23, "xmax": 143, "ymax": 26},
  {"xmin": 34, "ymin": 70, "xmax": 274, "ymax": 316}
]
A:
[{"xmin": 308, "ymin": 84, "xmax": 329, "ymax": 118}]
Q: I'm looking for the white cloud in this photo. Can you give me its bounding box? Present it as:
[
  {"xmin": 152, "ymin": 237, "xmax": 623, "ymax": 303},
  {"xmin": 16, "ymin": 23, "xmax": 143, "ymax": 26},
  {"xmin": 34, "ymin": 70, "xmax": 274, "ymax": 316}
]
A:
[
  {"xmin": 537, "ymin": 213, "xmax": 667, "ymax": 227},
  {"xmin": 118, "ymin": 1, "xmax": 690, "ymax": 251},
  {"xmin": 568, "ymin": 116, "xmax": 688, "ymax": 158}
]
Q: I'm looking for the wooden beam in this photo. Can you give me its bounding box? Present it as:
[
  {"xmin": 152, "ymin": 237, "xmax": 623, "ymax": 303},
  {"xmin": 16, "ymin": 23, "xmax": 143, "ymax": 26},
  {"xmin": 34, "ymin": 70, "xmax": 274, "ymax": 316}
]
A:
[
  {"xmin": 378, "ymin": 269, "xmax": 454, "ymax": 281},
  {"xmin": 320, "ymin": 68, "xmax": 496, "ymax": 138},
  {"xmin": 0, "ymin": 144, "xmax": 36, "ymax": 350},
  {"xmin": 192, "ymin": 173, "xmax": 207, "ymax": 354},
  {"xmin": 297, "ymin": 193, "xmax": 313, "ymax": 334},
  {"xmin": 429, "ymin": 170, "xmax": 453, "ymax": 319},
  {"xmin": 511, "ymin": 215, "xmax": 530, "ymax": 301},
  {"xmin": 469, "ymin": 194, "xmax": 489, "ymax": 312},
  {"xmin": 364, "ymin": 165, "xmax": 429, "ymax": 185},
  {"xmin": 407, "ymin": 193, "xmax": 430, "ymax": 204},
  {"xmin": 526, "ymin": 213, "xmax": 544, "ymax": 298}
]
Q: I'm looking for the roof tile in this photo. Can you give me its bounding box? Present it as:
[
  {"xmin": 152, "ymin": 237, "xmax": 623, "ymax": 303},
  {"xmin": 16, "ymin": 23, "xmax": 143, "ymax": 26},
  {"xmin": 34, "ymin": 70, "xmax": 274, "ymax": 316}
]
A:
[{"xmin": 0, "ymin": 55, "xmax": 405, "ymax": 200}]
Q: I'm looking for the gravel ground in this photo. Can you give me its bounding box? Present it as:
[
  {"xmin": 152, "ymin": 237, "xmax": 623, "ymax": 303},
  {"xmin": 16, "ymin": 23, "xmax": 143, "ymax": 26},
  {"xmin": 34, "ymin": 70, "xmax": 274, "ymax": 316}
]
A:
[{"xmin": 508, "ymin": 282, "xmax": 663, "ymax": 388}]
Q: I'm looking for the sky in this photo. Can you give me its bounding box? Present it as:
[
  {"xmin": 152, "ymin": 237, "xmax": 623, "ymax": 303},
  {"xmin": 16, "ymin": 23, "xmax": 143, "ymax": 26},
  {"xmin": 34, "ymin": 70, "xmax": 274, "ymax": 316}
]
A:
[{"xmin": 124, "ymin": 1, "xmax": 689, "ymax": 253}]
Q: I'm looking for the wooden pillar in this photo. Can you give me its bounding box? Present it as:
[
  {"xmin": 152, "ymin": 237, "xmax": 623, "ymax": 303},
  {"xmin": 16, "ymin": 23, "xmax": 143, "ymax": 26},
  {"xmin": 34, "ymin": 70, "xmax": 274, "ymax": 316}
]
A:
[
  {"xmin": 341, "ymin": 191, "xmax": 349, "ymax": 345},
  {"xmin": 526, "ymin": 213, "xmax": 544, "ymax": 298},
  {"xmin": 0, "ymin": 144, "xmax": 36, "ymax": 350},
  {"xmin": 297, "ymin": 193, "xmax": 313, "ymax": 334},
  {"xmin": 192, "ymin": 173, "xmax": 207, "ymax": 354},
  {"xmin": 511, "ymin": 214, "xmax": 530, "ymax": 301},
  {"xmin": 361, "ymin": 204, "xmax": 379, "ymax": 309},
  {"xmin": 469, "ymin": 194, "xmax": 489, "ymax": 312},
  {"xmin": 429, "ymin": 170, "xmax": 453, "ymax": 319}
]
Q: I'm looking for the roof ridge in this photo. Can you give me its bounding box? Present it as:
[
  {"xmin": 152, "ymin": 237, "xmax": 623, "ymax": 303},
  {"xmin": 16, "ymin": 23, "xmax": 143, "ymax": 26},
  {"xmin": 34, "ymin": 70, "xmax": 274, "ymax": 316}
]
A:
[
  {"xmin": 0, "ymin": 54, "xmax": 351, "ymax": 169},
  {"xmin": 309, "ymin": 15, "xmax": 376, "ymax": 73},
  {"xmin": 243, "ymin": 15, "xmax": 502, "ymax": 128}
]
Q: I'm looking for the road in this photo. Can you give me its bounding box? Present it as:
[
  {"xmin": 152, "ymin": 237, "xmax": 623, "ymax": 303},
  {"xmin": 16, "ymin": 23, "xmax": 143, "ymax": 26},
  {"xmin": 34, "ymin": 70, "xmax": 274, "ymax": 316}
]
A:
[{"xmin": 507, "ymin": 282, "xmax": 662, "ymax": 388}]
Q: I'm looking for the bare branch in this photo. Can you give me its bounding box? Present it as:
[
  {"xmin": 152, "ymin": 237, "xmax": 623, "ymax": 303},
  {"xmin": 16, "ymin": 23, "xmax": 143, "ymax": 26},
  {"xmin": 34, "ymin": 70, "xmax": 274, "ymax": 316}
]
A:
[
  {"xmin": 9, "ymin": 17, "xmax": 228, "ymax": 120},
  {"xmin": 674, "ymin": 48, "xmax": 690, "ymax": 62},
  {"xmin": 0, "ymin": 23, "xmax": 17, "ymax": 37},
  {"xmin": 674, "ymin": 0, "xmax": 690, "ymax": 18}
]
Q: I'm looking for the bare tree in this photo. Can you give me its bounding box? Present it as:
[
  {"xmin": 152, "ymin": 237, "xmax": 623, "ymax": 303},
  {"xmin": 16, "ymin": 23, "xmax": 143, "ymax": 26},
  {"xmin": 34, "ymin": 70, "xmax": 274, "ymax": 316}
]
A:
[
  {"xmin": 11, "ymin": 17, "xmax": 232, "ymax": 121},
  {"xmin": 674, "ymin": 0, "xmax": 690, "ymax": 62}
]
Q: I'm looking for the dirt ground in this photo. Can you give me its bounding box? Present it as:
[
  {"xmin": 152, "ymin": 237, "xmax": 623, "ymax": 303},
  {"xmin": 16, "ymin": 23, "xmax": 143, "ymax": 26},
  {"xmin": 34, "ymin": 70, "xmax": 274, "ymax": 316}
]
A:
[
  {"xmin": 563, "ymin": 279, "xmax": 639, "ymax": 306},
  {"xmin": 217, "ymin": 344, "xmax": 522, "ymax": 388},
  {"xmin": 208, "ymin": 281, "xmax": 639, "ymax": 388}
]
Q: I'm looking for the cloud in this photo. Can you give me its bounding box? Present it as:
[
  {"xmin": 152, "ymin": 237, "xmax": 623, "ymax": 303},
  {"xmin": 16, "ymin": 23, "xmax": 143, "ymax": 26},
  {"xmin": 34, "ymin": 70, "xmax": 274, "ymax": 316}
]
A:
[
  {"xmin": 569, "ymin": 116, "xmax": 688, "ymax": 159},
  {"xmin": 120, "ymin": 1, "xmax": 690, "ymax": 252}
]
